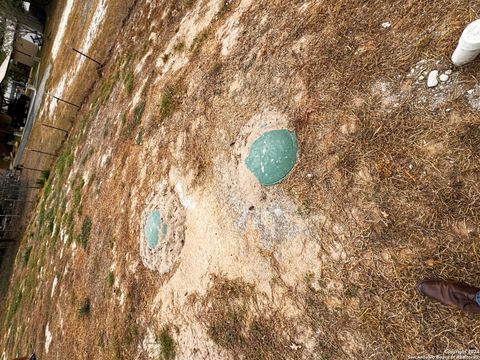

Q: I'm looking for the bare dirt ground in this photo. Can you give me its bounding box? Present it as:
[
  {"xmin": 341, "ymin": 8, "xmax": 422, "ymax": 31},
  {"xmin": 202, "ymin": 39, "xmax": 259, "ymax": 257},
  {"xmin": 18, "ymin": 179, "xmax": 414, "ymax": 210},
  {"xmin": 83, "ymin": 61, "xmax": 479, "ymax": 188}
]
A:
[{"xmin": 1, "ymin": 0, "xmax": 480, "ymax": 359}]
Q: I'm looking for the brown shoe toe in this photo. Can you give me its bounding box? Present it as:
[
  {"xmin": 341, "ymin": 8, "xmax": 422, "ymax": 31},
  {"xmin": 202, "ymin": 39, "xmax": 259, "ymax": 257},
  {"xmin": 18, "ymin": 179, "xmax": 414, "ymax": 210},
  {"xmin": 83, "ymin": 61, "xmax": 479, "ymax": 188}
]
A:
[{"xmin": 417, "ymin": 279, "xmax": 480, "ymax": 313}]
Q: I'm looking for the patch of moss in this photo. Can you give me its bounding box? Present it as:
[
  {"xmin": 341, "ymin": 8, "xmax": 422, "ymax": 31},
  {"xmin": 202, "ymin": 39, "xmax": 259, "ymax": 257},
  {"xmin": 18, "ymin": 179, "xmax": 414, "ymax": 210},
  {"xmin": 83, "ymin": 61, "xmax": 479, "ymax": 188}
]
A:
[
  {"xmin": 127, "ymin": 101, "xmax": 145, "ymax": 133},
  {"xmin": 78, "ymin": 216, "xmax": 92, "ymax": 249},
  {"xmin": 159, "ymin": 86, "xmax": 176, "ymax": 119},
  {"xmin": 156, "ymin": 326, "xmax": 176, "ymax": 360},
  {"xmin": 124, "ymin": 71, "xmax": 134, "ymax": 94}
]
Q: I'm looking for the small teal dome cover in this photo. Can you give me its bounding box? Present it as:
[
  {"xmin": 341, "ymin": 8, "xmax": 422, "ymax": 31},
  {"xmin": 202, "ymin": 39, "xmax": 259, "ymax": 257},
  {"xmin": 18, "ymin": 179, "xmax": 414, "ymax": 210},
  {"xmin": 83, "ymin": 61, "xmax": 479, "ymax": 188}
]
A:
[{"xmin": 145, "ymin": 210, "xmax": 168, "ymax": 249}]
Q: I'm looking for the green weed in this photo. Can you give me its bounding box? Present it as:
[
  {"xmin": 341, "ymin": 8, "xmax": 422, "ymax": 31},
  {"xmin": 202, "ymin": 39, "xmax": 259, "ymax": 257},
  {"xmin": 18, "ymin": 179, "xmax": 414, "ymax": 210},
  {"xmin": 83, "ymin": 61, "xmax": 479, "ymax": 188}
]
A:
[
  {"xmin": 38, "ymin": 201, "xmax": 45, "ymax": 230},
  {"xmin": 127, "ymin": 101, "xmax": 145, "ymax": 133},
  {"xmin": 94, "ymin": 71, "xmax": 119, "ymax": 106},
  {"xmin": 160, "ymin": 86, "xmax": 176, "ymax": 119},
  {"xmin": 73, "ymin": 186, "xmax": 82, "ymax": 211},
  {"xmin": 81, "ymin": 147, "xmax": 95, "ymax": 166},
  {"xmin": 124, "ymin": 71, "xmax": 134, "ymax": 95},
  {"xmin": 78, "ymin": 216, "xmax": 92, "ymax": 248},
  {"xmin": 156, "ymin": 326, "xmax": 176, "ymax": 360},
  {"xmin": 56, "ymin": 148, "xmax": 74, "ymax": 177},
  {"xmin": 43, "ymin": 177, "xmax": 52, "ymax": 199},
  {"xmin": 78, "ymin": 298, "xmax": 91, "ymax": 317},
  {"xmin": 344, "ymin": 286, "xmax": 359, "ymax": 298},
  {"xmin": 183, "ymin": 0, "xmax": 197, "ymax": 8},
  {"xmin": 136, "ymin": 127, "xmax": 145, "ymax": 145},
  {"xmin": 121, "ymin": 112, "xmax": 127, "ymax": 127},
  {"xmin": 35, "ymin": 169, "xmax": 50, "ymax": 187},
  {"xmin": 22, "ymin": 246, "xmax": 32, "ymax": 266},
  {"xmin": 218, "ymin": 0, "xmax": 234, "ymax": 15},
  {"xmin": 106, "ymin": 271, "xmax": 114, "ymax": 287},
  {"xmin": 190, "ymin": 29, "xmax": 209, "ymax": 53},
  {"xmin": 88, "ymin": 172, "xmax": 96, "ymax": 187},
  {"xmin": 173, "ymin": 41, "xmax": 185, "ymax": 53},
  {"xmin": 45, "ymin": 208, "xmax": 55, "ymax": 235},
  {"xmin": 5, "ymin": 281, "xmax": 22, "ymax": 328},
  {"xmin": 63, "ymin": 211, "xmax": 74, "ymax": 245}
]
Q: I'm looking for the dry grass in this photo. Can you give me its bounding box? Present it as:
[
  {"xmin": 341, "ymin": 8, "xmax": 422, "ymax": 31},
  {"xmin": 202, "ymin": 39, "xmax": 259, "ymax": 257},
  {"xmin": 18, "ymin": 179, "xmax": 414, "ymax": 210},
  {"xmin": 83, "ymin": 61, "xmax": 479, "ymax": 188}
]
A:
[
  {"xmin": 278, "ymin": 0, "xmax": 480, "ymax": 356},
  {"xmin": 199, "ymin": 275, "xmax": 296, "ymax": 360}
]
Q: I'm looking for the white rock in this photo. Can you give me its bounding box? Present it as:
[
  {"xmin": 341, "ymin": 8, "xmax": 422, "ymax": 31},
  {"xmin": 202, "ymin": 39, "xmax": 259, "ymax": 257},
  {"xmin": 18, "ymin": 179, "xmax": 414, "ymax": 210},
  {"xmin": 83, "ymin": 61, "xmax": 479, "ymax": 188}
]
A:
[
  {"xmin": 381, "ymin": 21, "xmax": 391, "ymax": 28},
  {"xmin": 418, "ymin": 75, "xmax": 425, "ymax": 80},
  {"xmin": 439, "ymin": 74, "xmax": 449, "ymax": 82},
  {"xmin": 290, "ymin": 343, "xmax": 302, "ymax": 351},
  {"xmin": 45, "ymin": 323, "xmax": 52, "ymax": 353},
  {"xmin": 467, "ymin": 89, "xmax": 474, "ymax": 95},
  {"xmin": 445, "ymin": 69, "xmax": 453, "ymax": 75},
  {"xmin": 427, "ymin": 70, "xmax": 439, "ymax": 88}
]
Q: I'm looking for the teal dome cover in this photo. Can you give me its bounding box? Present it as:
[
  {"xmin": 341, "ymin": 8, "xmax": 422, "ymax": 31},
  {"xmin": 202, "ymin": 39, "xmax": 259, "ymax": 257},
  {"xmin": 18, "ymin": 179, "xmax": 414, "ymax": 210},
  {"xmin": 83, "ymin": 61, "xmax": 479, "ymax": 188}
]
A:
[
  {"xmin": 145, "ymin": 210, "xmax": 168, "ymax": 249},
  {"xmin": 245, "ymin": 129, "xmax": 298, "ymax": 186}
]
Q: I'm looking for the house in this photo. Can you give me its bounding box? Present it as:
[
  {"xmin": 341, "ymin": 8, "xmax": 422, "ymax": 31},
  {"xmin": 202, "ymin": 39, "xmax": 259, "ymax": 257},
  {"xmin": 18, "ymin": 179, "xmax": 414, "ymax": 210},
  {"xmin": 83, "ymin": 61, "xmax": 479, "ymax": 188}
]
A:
[{"xmin": 0, "ymin": 18, "xmax": 41, "ymax": 170}]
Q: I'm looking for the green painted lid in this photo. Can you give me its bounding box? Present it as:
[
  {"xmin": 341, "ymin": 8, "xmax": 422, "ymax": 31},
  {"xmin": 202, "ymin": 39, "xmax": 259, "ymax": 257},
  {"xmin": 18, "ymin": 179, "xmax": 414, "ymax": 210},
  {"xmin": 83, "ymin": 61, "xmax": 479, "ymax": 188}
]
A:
[
  {"xmin": 145, "ymin": 210, "xmax": 168, "ymax": 249},
  {"xmin": 245, "ymin": 129, "xmax": 298, "ymax": 186}
]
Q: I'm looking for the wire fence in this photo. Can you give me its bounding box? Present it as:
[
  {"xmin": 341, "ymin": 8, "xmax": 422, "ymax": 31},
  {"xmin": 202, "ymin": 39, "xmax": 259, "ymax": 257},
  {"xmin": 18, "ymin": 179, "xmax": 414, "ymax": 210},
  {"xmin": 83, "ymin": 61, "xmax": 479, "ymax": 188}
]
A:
[{"xmin": 0, "ymin": 168, "xmax": 36, "ymax": 266}]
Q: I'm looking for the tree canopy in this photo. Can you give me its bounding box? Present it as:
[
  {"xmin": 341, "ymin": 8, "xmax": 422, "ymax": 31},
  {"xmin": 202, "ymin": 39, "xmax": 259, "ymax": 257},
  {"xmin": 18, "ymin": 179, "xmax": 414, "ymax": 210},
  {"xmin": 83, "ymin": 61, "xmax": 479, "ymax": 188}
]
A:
[
  {"xmin": 0, "ymin": 0, "xmax": 24, "ymax": 41},
  {"xmin": 0, "ymin": 0, "xmax": 24, "ymax": 24},
  {"xmin": 0, "ymin": 0, "xmax": 46, "ymax": 40}
]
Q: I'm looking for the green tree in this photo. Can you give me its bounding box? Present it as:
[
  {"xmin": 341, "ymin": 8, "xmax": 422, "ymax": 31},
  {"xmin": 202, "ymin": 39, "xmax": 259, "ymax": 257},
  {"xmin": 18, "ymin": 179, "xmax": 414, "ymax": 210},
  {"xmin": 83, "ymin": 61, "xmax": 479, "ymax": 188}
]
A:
[
  {"xmin": 0, "ymin": 0, "xmax": 46, "ymax": 40},
  {"xmin": 0, "ymin": 0, "xmax": 23, "ymax": 31},
  {"xmin": 6, "ymin": 63, "xmax": 29, "ymax": 83}
]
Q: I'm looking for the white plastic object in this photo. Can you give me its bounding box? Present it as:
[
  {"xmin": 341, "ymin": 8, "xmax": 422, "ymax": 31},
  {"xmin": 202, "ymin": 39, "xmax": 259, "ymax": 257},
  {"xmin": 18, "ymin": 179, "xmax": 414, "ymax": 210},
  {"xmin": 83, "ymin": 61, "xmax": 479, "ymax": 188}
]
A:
[{"xmin": 452, "ymin": 20, "xmax": 480, "ymax": 66}]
